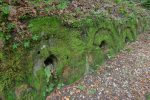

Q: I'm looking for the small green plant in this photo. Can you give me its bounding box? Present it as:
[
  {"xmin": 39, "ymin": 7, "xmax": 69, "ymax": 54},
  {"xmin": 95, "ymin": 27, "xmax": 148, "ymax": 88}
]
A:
[
  {"xmin": 2, "ymin": 5, "xmax": 10, "ymax": 15},
  {"xmin": 57, "ymin": 83, "xmax": 65, "ymax": 89},
  {"xmin": 32, "ymin": 34, "xmax": 39, "ymax": 41},
  {"xmin": 7, "ymin": 23, "xmax": 15, "ymax": 31},
  {"xmin": 23, "ymin": 41, "xmax": 30, "ymax": 48},
  {"xmin": 12, "ymin": 43, "xmax": 19, "ymax": 49},
  {"xmin": 5, "ymin": 35, "xmax": 11, "ymax": 41},
  {"xmin": 88, "ymin": 89, "xmax": 97, "ymax": 95},
  {"xmin": 77, "ymin": 85, "xmax": 85, "ymax": 91},
  {"xmin": 106, "ymin": 53, "xmax": 111, "ymax": 59},
  {"xmin": 46, "ymin": 83, "xmax": 55, "ymax": 93}
]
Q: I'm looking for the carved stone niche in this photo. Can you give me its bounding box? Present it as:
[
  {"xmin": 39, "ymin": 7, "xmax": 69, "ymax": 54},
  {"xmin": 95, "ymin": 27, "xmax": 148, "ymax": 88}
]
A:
[{"xmin": 32, "ymin": 39, "xmax": 58, "ymax": 76}]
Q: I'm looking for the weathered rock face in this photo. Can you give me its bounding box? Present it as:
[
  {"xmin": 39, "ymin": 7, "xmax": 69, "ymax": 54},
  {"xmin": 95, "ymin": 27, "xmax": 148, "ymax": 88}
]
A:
[{"xmin": 29, "ymin": 14, "xmax": 150, "ymax": 87}]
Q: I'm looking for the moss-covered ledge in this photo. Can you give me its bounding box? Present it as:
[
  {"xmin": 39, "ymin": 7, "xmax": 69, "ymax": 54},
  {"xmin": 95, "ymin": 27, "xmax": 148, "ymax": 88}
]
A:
[{"xmin": 28, "ymin": 14, "xmax": 150, "ymax": 98}]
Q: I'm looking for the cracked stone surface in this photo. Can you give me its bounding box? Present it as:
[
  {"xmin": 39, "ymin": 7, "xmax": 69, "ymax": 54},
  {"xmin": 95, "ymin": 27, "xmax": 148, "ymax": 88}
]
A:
[{"xmin": 47, "ymin": 33, "xmax": 150, "ymax": 100}]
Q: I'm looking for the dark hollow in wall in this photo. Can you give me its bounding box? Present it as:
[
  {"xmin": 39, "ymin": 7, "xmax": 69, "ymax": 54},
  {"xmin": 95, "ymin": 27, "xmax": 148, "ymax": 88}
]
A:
[
  {"xmin": 99, "ymin": 40, "xmax": 107, "ymax": 50},
  {"xmin": 44, "ymin": 54, "xmax": 57, "ymax": 67}
]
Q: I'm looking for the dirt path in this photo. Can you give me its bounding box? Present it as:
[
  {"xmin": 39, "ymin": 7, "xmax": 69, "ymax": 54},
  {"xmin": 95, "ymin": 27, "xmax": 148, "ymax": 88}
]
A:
[{"xmin": 47, "ymin": 33, "xmax": 150, "ymax": 100}]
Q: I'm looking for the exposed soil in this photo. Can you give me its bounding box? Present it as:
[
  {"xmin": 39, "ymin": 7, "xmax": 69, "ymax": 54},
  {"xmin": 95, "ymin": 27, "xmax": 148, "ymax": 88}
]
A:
[{"xmin": 47, "ymin": 33, "xmax": 150, "ymax": 100}]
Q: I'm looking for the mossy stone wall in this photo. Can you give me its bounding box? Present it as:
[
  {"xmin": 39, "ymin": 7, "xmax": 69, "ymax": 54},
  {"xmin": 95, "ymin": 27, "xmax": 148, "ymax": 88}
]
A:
[
  {"xmin": 28, "ymin": 15, "xmax": 149, "ymax": 85},
  {"xmin": 1, "ymin": 14, "xmax": 150, "ymax": 99}
]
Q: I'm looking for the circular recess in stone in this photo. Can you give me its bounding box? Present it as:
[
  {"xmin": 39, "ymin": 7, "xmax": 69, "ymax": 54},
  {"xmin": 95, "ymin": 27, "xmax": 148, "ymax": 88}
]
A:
[
  {"xmin": 66, "ymin": 56, "xmax": 69, "ymax": 59},
  {"xmin": 125, "ymin": 37, "xmax": 130, "ymax": 43},
  {"xmin": 44, "ymin": 54, "xmax": 57, "ymax": 67},
  {"xmin": 37, "ymin": 51, "xmax": 40, "ymax": 54},
  {"xmin": 99, "ymin": 40, "xmax": 107, "ymax": 50}
]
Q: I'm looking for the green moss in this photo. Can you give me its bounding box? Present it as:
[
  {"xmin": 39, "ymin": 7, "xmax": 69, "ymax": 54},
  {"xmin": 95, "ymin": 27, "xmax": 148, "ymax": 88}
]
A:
[
  {"xmin": 28, "ymin": 17, "xmax": 61, "ymax": 33},
  {"xmin": 89, "ymin": 46, "xmax": 105, "ymax": 69}
]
